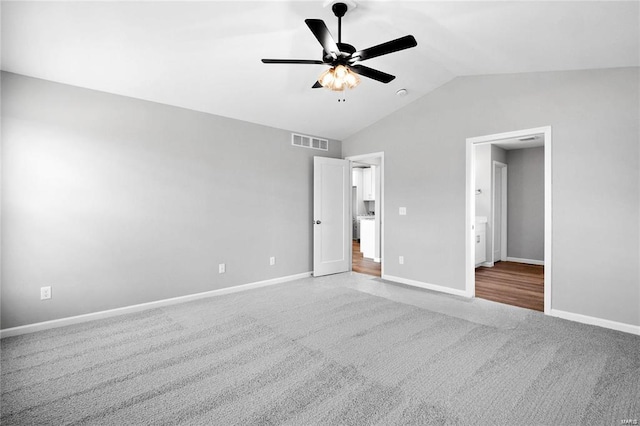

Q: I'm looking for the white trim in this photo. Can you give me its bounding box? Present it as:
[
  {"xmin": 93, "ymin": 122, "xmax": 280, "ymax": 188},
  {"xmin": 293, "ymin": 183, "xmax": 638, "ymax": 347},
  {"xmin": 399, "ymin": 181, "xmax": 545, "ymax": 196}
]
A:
[
  {"xmin": 549, "ymin": 309, "xmax": 640, "ymax": 336},
  {"xmin": 501, "ymin": 167, "xmax": 508, "ymax": 261},
  {"xmin": 543, "ymin": 131, "xmax": 552, "ymax": 314},
  {"xmin": 383, "ymin": 274, "xmax": 473, "ymax": 298},
  {"xmin": 0, "ymin": 272, "xmax": 312, "ymax": 339},
  {"xmin": 479, "ymin": 261, "xmax": 494, "ymax": 268},
  {"xmin": 466, "ymin": 126, "xmax": 552, "ymax": 314},
  {"xmin": 346, "ymin": 152, "xmax": 385, "ymax": 277},
  {"xmin": 466, "ymin": 142, "xmax": 476, "ymax": 296},
  {"xmin": 506, "ymin": 257, "xmax": 544, "ymax": 266}
]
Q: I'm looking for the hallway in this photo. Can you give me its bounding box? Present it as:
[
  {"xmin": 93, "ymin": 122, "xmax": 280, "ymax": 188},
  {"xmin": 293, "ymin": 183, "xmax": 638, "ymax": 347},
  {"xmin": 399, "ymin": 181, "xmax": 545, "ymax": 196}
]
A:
[
  {"xmin": 475, "ymin": 261, "xmax": 544, "ymax": 311},
  {"xmin": 352, "ymin": 240, "xmax": 381, "ymax": 277}
]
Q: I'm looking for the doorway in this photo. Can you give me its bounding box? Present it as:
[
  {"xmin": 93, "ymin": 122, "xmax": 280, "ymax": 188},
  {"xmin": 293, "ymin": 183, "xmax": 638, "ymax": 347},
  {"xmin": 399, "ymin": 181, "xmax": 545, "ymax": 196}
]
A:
[
  {"xmin": 346, "ymin": 152, "xmax": 384, "ymax": 277},
  {"xmin": 466, "ymin": 127, "xmax": 552, "ymax": 313}
]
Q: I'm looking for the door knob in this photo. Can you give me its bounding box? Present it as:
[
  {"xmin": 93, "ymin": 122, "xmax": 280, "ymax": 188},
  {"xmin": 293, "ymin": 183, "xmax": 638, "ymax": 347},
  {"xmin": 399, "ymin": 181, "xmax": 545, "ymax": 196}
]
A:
[{"xmin": 315, "ymin": 220, "xmax": 321, "ymax": 225}]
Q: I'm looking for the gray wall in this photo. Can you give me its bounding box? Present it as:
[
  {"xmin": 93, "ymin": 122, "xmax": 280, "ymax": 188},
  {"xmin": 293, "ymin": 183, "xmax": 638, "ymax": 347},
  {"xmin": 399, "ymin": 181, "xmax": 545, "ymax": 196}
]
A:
[
  {"xmin": 507, "ymin": 147, "xmax": 545, "ymax": 261},
  {"xmin": 491, "ymin": 145, "xmax": 507, "ymax": 168},
  {"xmin": 475, "ymin": 144, "xmax": 492, "ymax": 221},
  {"xmin": 342, "ymin": 67, "xmax": 639, "ymax": 327},
  {"xmin": 1, "ymin": 72, "xmax": 341, "ymax": 329}
]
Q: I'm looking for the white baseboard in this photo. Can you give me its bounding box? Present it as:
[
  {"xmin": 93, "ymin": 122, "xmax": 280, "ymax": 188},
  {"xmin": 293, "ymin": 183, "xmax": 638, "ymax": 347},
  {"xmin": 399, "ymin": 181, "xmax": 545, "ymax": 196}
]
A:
[
  {"xmin": 549, "ymin": 309, "xmax": 640, "ymax": 335},
  {"xmin": 0, "ymin": 272, "xmax": 312, "ymax": 339},
  {"xmin": 506, "ymin": 257, "xmax": 544, "ymax": 266},
  {"xmin": 374, "ymin": 258, "xmax": 381, "ymax": 263},
  {"xmin": 382, "ymin": 274, "xmax": 472, "ymax": 298}
]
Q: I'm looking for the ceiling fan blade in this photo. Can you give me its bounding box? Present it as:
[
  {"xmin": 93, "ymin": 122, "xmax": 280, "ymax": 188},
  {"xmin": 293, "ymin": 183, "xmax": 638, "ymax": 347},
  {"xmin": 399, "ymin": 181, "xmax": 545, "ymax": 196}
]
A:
[
  {"xmin": 262, "ymin": 59, "xmax": 324, "ymax": 64},
  {"xmin": 351, "ymin": 35, "xmax": 417, "ymax": 62},
  {"xmin": 305, "ymin": 19, "xmax": 340, "ymax": 56},
  {"xmin": 349, "ymin": 64, "xmax": 396, "ymax": 83},
  {"xmin": 312, "ymin": 81, "xmax": 323, "ymax": 89}
]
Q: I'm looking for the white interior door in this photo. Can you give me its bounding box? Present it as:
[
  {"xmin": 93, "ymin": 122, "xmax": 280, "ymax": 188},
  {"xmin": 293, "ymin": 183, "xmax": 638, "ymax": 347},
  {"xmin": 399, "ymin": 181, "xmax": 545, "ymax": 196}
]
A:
[
  {"xmin": 492, "ymin": 161, "xmax": 508, "ymax": 262},
  {"xmin": 313, "ymin": 157, "xmax": 350, "ymax": 277},
  {"xmin": 501, "ymin": 166, "xmax": 508, "ymax": 261},
  {"xmin": 493, "ymin": 166, "xmax": 502, "ymax": 261}
]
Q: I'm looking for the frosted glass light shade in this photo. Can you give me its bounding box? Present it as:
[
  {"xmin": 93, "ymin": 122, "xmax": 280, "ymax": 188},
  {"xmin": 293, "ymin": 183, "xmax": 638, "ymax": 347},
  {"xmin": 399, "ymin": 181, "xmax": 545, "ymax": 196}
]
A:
[{"xmin": 317, "ymin": 65, "xmax": 360, "ymax": 91}]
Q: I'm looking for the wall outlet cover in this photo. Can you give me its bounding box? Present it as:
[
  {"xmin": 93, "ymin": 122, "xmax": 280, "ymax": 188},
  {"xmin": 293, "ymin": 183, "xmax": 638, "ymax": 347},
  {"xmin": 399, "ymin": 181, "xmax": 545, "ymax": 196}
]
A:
[
  {"xmin": 218, "ymin": 263, "xmax": 226, "ymax": 274},
  {"xmin": 399, "ymin": 207, "xmax": 407, "ymax": 215},
  {"xmin": 40, "ymin": 286, "xmax": 52, "ymax": 300}
]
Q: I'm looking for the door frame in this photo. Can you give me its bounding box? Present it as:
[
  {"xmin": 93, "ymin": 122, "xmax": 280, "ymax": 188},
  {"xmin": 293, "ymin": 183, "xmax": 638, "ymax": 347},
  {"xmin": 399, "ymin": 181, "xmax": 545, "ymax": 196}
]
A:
[
  {"xmin": 465, "ymin": 126, "xmax": 552, "ymax": 314},
  {"xmin": 492, "ymin": 161, "xmax": 508, "ymax": 263},
  {"xmin": 345, "ymin": 152, "xmax": 385, "ymax": 276}
]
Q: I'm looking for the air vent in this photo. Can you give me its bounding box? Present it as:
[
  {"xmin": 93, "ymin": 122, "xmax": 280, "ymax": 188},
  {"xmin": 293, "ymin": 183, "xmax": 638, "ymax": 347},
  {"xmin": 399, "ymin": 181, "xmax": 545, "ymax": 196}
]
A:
[{"xmin": 291, "ymin": 133, "xmax": 328, "ymax": 151}]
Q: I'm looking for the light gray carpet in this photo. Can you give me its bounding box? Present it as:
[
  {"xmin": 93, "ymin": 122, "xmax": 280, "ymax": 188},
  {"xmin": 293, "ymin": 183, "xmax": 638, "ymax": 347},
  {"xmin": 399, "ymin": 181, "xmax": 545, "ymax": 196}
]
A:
[{"xmin": 2, "ymin": 273, "xmax": 639, "ymax": 425}]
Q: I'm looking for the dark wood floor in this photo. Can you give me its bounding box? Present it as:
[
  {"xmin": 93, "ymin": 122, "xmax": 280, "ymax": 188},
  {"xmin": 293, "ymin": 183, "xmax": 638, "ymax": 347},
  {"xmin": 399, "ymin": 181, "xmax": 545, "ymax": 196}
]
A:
[
  {"xmin": 352, "ymin": 240, "xmax": 381, "ymax": 277},
  {"xmin": 475, "ymin": 261, "xmax": 544, "ymax": 311}
]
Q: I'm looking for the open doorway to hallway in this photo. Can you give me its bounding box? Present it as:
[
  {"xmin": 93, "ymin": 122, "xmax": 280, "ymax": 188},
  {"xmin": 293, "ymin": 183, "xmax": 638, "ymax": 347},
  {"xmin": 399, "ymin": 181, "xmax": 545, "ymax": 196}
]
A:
[
  {"xmin": 352, "ymin": 240, "xmax": 381, "ymax": 276},
  {"xmin": 466, "ymin": 127, "xmax": 551, "ymax": 313},
  {"xmin": 348, "ymin": 153, "xmax": 384, "ymax": 277},
  {"xmin": 475, "ymin": 261, "xmax": 544, "ymax": 311}
]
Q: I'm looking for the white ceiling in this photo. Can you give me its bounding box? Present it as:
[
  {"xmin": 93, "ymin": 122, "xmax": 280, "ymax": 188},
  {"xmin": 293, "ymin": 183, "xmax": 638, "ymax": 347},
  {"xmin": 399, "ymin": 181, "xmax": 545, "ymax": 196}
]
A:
[{"xmin": 2, "ymin": 1, "xmax": 638, "ymax": 140}]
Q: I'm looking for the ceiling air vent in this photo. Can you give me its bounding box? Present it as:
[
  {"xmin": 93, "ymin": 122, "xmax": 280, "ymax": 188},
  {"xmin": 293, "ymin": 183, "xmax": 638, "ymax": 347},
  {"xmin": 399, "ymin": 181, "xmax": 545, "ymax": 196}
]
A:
[{"xmin": 292, "ymin": 133, "xmax": 328, "ymax": 151}]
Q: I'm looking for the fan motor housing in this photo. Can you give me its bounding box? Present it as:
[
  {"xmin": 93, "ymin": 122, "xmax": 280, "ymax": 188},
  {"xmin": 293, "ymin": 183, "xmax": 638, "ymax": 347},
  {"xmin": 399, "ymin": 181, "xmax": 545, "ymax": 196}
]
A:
[{"xmin": 323, "ymin": 43, "xmax": 356, "ymax": 63}]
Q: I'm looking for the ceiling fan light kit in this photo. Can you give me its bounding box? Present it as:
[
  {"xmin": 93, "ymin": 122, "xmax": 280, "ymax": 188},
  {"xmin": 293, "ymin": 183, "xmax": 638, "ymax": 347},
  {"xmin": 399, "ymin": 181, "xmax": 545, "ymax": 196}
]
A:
[
  {"xmin": 318, "ymin": 65, "xmax": 361, "ymax": 91},
  {"xmin": 261, "ymin": 2, "xmax": 417, "ymax": 94}
]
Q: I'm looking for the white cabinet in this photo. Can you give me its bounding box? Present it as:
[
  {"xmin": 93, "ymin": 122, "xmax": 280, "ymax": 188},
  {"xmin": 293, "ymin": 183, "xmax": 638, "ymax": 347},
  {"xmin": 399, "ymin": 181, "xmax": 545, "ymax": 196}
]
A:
[
  {"xmin": 360, "ymin": 219, "xmax": 375, "ymax": 259},
  {"xmin": 362, "ymin": 167, "xmax": 376, "ymax": 201},
  {"xmin": 475, "ymin": 222, "xmax": 486, "ymax": 266}
]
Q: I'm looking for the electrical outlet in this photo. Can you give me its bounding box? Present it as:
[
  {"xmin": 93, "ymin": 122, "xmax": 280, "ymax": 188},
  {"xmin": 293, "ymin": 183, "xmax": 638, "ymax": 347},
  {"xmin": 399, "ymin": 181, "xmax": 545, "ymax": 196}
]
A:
[
  {"xmin": 40, "ymin": 286, "xmax": 52, "ymax": 300},
  {"xmin": 218, "ymin": 263, "xmax": 226, "ymax": 274},
  {"xmin": 399, "ymin": 256, "xmax": 404, "ymax": 265},
  {"xmin": 269, "ymin": 256, "xmax": 276, "ymax": 266},
  {"xmin": 399, "ymin": 207, "xmax": 407, "ymax": 216}
]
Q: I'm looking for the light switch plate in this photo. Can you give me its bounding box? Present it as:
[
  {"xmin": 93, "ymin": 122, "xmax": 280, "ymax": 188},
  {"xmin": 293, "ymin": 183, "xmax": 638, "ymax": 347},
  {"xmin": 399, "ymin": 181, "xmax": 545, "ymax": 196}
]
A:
[{"xmin": 399, "ymin": 207, "xmax": 407, "ymax": 215}]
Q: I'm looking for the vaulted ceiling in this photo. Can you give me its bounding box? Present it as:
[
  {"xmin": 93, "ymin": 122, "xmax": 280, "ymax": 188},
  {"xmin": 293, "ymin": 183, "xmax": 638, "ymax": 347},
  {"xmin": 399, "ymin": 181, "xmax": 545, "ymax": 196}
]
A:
[{"xmin": 2, "ymin": 1, "xmax": 638, "ymax": 140}]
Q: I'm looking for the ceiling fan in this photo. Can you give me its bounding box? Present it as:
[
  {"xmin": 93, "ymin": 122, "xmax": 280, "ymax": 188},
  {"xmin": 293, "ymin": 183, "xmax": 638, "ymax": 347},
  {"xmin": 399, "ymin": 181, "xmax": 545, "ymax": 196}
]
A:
[{"xmin": 261, "ymin": 2, "xmax": 417, "ymax": 92}]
